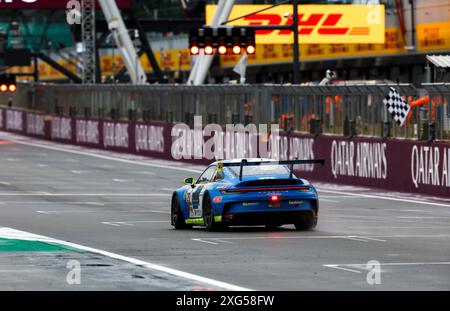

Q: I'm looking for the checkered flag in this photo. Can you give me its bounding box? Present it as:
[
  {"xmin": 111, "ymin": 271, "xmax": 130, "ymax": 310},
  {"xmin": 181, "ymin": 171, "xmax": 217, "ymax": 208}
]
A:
[{"xmin": 383, "ymin": 87, "xmax": 411, "ymax": 126}]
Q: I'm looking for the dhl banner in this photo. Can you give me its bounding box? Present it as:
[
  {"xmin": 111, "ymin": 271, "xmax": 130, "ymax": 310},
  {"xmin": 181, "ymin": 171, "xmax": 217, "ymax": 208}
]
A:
[
  {"xmin": 8, "ymin": 22, "xmax": 450, "ymax": 80},
  {"xmin": 9, "ymin": 49, "xmax": 193, "ymax": 81},
  {"xmin": 221, "ymin": 27, "xmax": 403, "ymax": 67},
  {"xmin": 206, "ymin": 4, "xmax": 385, "ymax": 44},
  {"xmin": 416, "ymin": 21, "xmax": 450, "ymax": 53}
]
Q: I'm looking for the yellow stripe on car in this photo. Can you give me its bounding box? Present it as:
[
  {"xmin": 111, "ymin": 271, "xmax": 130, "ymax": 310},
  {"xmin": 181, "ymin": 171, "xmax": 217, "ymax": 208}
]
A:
[
  {"xmin": 185, "ymin": 218, "xmax": 205, "ymax": 225},
  {"xmin": 186, "ymin": 216, "xmax": 222, "ymax": 224}
]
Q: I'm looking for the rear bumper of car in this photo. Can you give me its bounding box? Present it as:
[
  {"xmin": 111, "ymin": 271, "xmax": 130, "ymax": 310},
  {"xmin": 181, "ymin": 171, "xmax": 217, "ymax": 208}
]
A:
[{"xmin": 221, "ymin": 210, "xmax": 316, "ymax": 226}]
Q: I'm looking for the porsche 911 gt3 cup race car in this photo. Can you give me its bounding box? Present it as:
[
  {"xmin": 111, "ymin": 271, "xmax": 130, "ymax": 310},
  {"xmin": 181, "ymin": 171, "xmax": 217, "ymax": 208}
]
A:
[{"xmin": 171, "ymin": 158, "xmax": 325, "ymax": 231}]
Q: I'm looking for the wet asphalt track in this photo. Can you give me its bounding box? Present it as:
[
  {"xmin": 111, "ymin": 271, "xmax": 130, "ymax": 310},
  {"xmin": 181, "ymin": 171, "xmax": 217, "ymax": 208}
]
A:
[{"xmin": 0, "ymin": 132, "xmax": 449, "ymax": 291}]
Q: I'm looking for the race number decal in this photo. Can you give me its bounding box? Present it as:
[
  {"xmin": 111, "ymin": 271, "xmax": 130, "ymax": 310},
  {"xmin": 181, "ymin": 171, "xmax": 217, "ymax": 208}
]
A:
[{"xmin": 189, "ymin": 184, "xmax": 204, "ymax": 218}]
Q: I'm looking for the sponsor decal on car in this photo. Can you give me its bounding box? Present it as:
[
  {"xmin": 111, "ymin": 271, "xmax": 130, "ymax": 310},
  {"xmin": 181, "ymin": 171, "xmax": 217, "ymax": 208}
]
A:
[
  {"xmin": 242, "ymin": 202, "xmax": 259, "ymax": 206},
  {"xmin": 289, "ymin": 200, "xmax": 304, "ymax": 205},
  {"xmin": 212, "ymin": 196, "xmax": 223, "ymax": 203}
]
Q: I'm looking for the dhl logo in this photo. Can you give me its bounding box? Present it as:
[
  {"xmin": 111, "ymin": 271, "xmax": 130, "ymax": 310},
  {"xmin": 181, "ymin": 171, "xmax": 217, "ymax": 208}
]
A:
[
  {"xmin": 206, "ymin": 5, "xmax": 385, "ymax": 44},
  {"xmin": 245, "ymin": 13, "xmax": 363, "ymax": 36}
]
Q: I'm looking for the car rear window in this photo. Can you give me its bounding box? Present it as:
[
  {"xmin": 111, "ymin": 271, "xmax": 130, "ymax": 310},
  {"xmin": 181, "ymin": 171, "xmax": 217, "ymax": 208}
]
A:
[{"xmin": 227, "ymin": 164, "xmax": 290, "ymax": 177}]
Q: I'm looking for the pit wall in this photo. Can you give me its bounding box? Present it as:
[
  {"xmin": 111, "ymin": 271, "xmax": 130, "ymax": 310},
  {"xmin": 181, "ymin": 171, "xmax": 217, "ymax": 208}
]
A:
[{"xmin": 1, "ymin": 107, "xmax": 449, "ymax": 197}]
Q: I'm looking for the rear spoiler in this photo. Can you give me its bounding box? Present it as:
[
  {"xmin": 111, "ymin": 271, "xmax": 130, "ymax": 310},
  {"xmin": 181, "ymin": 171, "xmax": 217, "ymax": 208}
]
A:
[{"xmin": 218, "ymin": 159, "xmax": 325, "ymax": 181}]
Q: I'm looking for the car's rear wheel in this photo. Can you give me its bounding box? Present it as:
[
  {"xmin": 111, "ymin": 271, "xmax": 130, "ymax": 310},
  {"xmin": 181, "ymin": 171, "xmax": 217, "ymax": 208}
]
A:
[
  {"xmin": 294, "ymin": 215, "xmax": 317, "ymax": 231},
  {"xmin": 171, "ymin": 194, "xmax": 192, "ymax": 230},
  {"xmin": 203, "ymin": 194, "xmax": 223, "ymax": 231}
]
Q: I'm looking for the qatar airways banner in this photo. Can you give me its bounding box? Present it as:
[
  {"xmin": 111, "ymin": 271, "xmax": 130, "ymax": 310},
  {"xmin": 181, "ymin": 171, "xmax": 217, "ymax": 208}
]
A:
[
  {"xmin": 76, "ymin": 119, "xmax": 100, "ymax": 147},
  {"xmin": 0, "ymin": 0, "xmax": 132, "ymax": 9},
  {"xmin": 51, "ymin": 116, "xmax": 73, "ymax": 142},
  {"xmin": 0, "ymin": 108, "xmax": 4, "ymax": 131},
  {"xmin": 292, "ymin": 134, "xmax": 450, "ymax": 196},
  {"xmin": 1, "ymin": 107, "xmax": 449, "ymax": 197},
  {"xmin": 5, "ymin": 109, "xmax": 24, "ymax": 133},
  {"xmin": 26, "ymin": 112, "xmax": 46, "ymax": 137}
]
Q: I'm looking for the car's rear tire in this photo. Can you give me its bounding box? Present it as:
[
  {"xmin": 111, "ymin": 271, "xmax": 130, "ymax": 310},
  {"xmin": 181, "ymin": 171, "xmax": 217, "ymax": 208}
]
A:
[
  {"xmin": 203, "ymin": 194, "xmax": 223, "ymax": 232},
  {"xmin": 294, "ymin": 216, "xmax": 317, "ymax": 231},
  {"xmin": 171, "ymin": 194, "xmax": 192, "ymax": 230}
]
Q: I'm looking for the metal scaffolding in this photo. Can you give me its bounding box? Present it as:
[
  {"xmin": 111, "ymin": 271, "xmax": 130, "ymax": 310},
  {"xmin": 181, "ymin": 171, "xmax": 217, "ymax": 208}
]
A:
[{"xmin": 82, "ymin": 0, "xmax": 96, "ymax": 84}]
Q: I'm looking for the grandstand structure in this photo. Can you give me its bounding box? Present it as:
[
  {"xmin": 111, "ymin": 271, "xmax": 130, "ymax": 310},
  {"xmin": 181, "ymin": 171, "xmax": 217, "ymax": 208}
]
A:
[{"xmin": 0, "ymin": 0, "xmax": 449, "ymax": 85}]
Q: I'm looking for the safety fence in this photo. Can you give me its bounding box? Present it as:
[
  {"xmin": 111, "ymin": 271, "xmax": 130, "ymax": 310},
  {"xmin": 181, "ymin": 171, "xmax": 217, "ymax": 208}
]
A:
[
  {"xmin": 1, "ymin": 105, "xmax": 449, "ymax": 197},
  {"xmin": 1, "ymin": 83, "xmax": 449, "ymax": 141}
]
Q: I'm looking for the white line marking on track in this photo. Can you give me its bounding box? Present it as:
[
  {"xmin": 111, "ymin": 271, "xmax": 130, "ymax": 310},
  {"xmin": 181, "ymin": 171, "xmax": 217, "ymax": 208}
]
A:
[
  {"xmin": 323, "ymin": 265, "xmax": 362, "ymax": 274},
  {"xmin": 102, "ymin": 220, "xmax": 168, "ymax": 226},
  {"xmin": 2, "ymin": 136, "xmax": 202, "ymax": 174},
  {"xmin": 194, "ymin": 234, "xmax": 450, "ymax": 242},
  {"xmin": 358, "ymin": 236, "xmax": 387, "ymax": 242},
  {"xmin": 160, "ymin": 188, "xmax": 174, "ymax": 191},
  {"xmin": 113, "ymin": 178, "xmax": 131, "ymax": 183},
  {"xmin": 84, "ymin": 202, "xmax": 105, "ymax": 206},
  {"xmin": 322, "ymin": 215, "xmax": 385, "ymax": 220},
  {"xmin": 5, "ymin": 201, "xmax": 106, "ymax": 205},
  {"xmin": 343, "ymin": 236, "xmax": 369, "ymax": 242},
  {"xmin": 325, "ymin": 261, "xmax": 450, "ymax": 274},
  {"xmin": 0, "ymin": 269, "xmax": 44, "ymax": 273},
  {"xmin": 101, "ymin": 222, "xmax": 121, "ymax": 227},
  {"xmin": 35, "ymin": 191, "xmax": 52, "ymax": 195},
  {"xmin": 320, "ymin": 219, "xmax": 385, "ymax": 223},
  {"xmin": 0, "ymin": 227, "xmax": 252, "ymax": 291},
  {"xmin": 0, "ymin": 193, "xmax": 170, "ymax": 197},
  {"xmin": 398, "ymin": 216, "xmax": 450, "ymax": 219},
  {"xmin": 192, "ymin": 238, "xmax": 219, "ymax": 245},
  {"xmin": 384, "ymin": 209, "xmax": 433, "ymax": 213},
  {"xmin": 138, "ymin": 171, "xmax": 157, "ymax": 176},
  {"xmin": 214, "ymin": 239, "xmax": 234, "ymax": 244},
  {"xmin": 320, "ymin": 195, "xmax": 362, "ymax": 199},
  {"xmin": 318, "ymin": 189, "xmax": 450, "ymax": 208},
  {"xmin": 318, "ymin": 198, "xmax": 340, "ymax": 203},
  {"xmin": 36, "ymin": 210, "xmax": 97, "ymax": 214},
  {"xmin": 0, "ymin": 181, "xmax": 11, "ymax": 186},
  {"xmin": 360, "ymin": 262, "xmax": 450, "ymax": 266},
  {"xmin": 348, "ymin": 226, "xmax": 450, "ymax": 229}
]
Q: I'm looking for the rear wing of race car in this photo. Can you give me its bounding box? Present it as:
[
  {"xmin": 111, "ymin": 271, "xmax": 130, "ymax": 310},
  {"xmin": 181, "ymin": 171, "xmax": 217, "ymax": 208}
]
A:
[{"xmin": 218, "ymin": 159, "xmax": 326, "ymax": 181}]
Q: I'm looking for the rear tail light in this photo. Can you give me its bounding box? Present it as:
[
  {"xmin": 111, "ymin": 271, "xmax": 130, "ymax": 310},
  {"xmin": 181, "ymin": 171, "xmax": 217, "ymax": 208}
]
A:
[
  {"xmin": 269, "ymin": 194, "xmax": 280, "ymax": 202},
  {"xmin": 297, "ymin": 186, "xmax": 312, "ymax": 192}
]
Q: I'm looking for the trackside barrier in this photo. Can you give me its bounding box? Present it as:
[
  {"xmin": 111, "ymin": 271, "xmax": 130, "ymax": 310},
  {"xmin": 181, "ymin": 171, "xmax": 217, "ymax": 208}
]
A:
[
  {"xmin": 2, "ymin": 83, "xmax": 449, "ymax": 140},
  {"xmin": 1, "ymin": 106, "xmax": 449, "ymax": 197}
]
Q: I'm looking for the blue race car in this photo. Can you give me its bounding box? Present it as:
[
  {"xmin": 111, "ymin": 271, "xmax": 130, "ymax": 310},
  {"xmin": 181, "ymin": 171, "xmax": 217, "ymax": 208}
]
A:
[{"xmin": 171, "ymin": 158, "xmax": 325, "ymax": 231}]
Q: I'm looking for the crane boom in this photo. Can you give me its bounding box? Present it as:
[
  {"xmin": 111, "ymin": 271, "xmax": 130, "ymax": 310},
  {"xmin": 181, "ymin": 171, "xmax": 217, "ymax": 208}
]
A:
[{"xmin": 98, "ymin": 0, "xmax": 147, "ymax": 84}]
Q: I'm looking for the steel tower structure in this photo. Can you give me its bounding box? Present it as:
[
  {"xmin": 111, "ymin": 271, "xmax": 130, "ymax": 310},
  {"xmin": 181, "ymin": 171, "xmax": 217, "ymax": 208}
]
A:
[{"xmin": 82, "ymin": 0, "xmax": 96, "ymax": 84}]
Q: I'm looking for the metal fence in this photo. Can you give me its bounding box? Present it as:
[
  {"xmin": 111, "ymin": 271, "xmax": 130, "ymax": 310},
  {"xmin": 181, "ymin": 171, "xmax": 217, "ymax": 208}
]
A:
[{"xmin": 1, "ymin": 82, "xmax": 449, "ymax": 141}]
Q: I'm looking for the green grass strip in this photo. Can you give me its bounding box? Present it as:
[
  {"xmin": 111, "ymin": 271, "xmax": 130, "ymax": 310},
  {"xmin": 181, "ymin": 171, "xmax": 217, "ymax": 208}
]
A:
[{"xmin": 0, "ymin": 238, "xmax": 82, "ymax": 252}]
